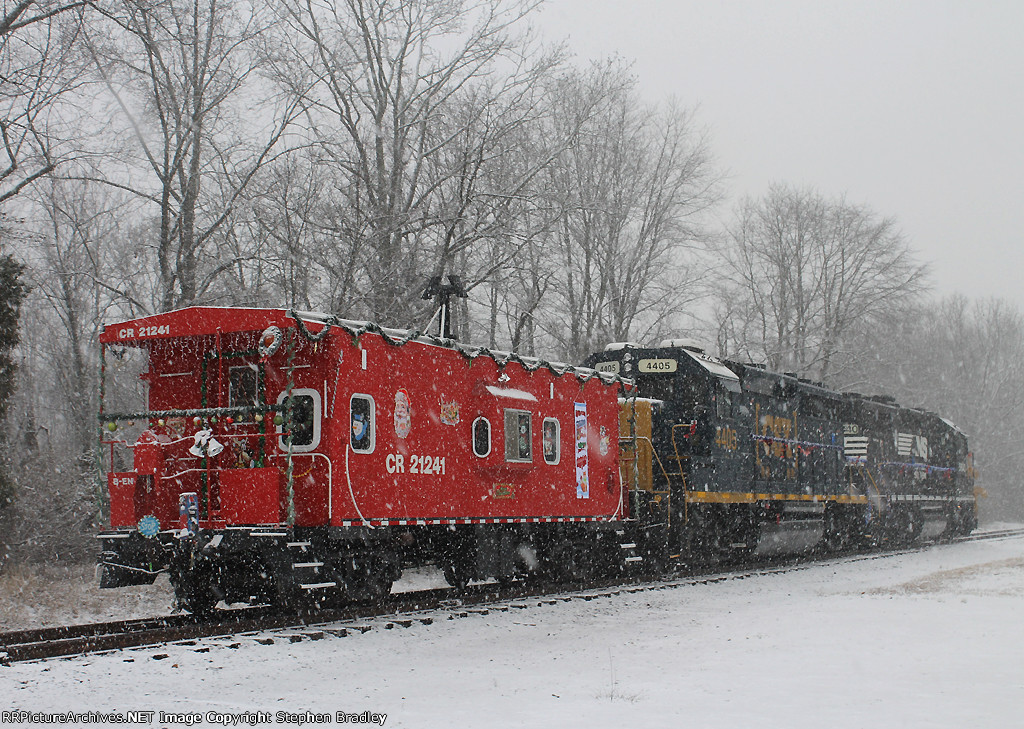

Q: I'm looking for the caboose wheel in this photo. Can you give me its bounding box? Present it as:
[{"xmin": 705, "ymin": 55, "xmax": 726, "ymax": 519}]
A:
[
  {"xmin": 351, "ymin": 572, "xmax": 393, "ymax": 603},
  {"xmin": 541, "ymin": 536, "xmax": 592, "ymax": 582},
  {"xmin": 341, "ymin": 549, "xmax": 399, "ymax": 603},
  {"xmin": 438, "ymin": 529, "xmax": 476, "ymax": 590},
  {"xmin": 170, "ymin": 567, "xmax": 219, "ymax": 615},
  {"xmin": 442, "ymin": 561, "xmax": 471, "ymax": 590},
  {"xmin": 180, "ymin": 586, "xmax": 218, "ymax": 615}
]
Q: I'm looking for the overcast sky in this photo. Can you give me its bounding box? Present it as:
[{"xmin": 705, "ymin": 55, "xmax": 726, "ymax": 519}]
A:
[{"xmin": 536, "ymin": 0, "xmax": 1024, "ymax": 310}]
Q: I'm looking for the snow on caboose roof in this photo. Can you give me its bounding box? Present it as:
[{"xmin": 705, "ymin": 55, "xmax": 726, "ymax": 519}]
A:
[{"xmin": 484, "ymin": 385, "xmax": 539, "ymax": 401}]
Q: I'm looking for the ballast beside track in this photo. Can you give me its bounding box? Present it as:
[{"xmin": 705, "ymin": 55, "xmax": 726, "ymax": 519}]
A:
[{"xmin": 5, "ymin": 527, "xmax": 1023, "ymax": 665}]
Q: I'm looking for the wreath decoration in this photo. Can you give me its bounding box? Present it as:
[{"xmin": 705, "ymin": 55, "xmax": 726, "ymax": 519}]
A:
[{"xmin": 258, "ymin": 325, "xmax": 283, "ymax": 359}]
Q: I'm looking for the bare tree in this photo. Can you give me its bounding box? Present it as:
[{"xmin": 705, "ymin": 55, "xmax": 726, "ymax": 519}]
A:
[
  {"xmin": 1, "ymin": 176, "xmax": 129, "ymax": 559},
  {"xmin": 716, "ymin": 184, "xmax": 928, "ymax": 382},
  {"xmin": 0, "ymin": 0, "xmax": 91, "ymax": 204},
  {"xmin": 273, "ymin": 0, "xmax": 571, "ymax": 325},
  {"xmin": 843, "ymin": 295, "xmax": 1024, "ymax": 521},
  {"xmin": 224, "ymin": 152, "xmax": 329, "ymax": 309},
  {"xmin": 27, "ymin": 176, "xmax": 131, "ymax": 451},
  {"xmin": 82, "ymin": 0, "xmax": 301, "ymax": 311},
  {"xmin": 538, "ymin": 64, "xmax": 719, "ymax": 362}
]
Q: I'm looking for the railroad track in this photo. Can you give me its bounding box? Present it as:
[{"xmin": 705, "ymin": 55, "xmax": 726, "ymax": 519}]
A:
[
  {"xmin": 957, "ymin": 526, "xmax": 1024, "ymax": 542},
  {"xmin": 4, "ymin": 527, "xmax": 1023, "ymax": 665}
]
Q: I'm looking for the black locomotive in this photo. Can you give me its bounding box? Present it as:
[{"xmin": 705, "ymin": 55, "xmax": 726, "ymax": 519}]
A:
[{"xmin": 586, "ymin": 339, "xmax": 977, "ymax": 568}]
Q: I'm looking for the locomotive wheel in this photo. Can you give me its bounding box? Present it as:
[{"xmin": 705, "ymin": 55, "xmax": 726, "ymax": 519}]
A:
[
  {"xmin": 948, "ymin": 505, "xmax": 977, "ymax": 536},
  {"xmin": 907, "ymin": 508, "xmax": 924, "ymax": 542},
  {"xmin": 821, "ymin": 508, "xmax": 849, "ymax": 552},
  {"xmin": 685, "ymin": 510, "xmax": 727, "ymax": 566},
  {"xmin": 943, "ymin": 506, "xmax": 960, "ymax": 537},
  {"xmin": 729, "ymin": 509, "xmax": 760, "ymax": 559},
  {"xmin": 890, "ymin": 506, "xmax": 922, "ymax": 545}
]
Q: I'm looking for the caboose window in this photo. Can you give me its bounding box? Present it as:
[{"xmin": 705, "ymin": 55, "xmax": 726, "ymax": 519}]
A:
[
  {"xmin": 504, "ymin": 409, "xmax": 532, "ymax": 463},
  {"xmin": 229, "ymin": 365, "xmax": 259, "ymax": 412},
  {"xmin": 543, "ymin": 418, "xmax": 560, "ymax": 464},
  {"xmin": 350, "ymin": 394, "xmax": 375, "ymax": 453},
  {"xmin": 276, "ymin": 388, "xmax": 321, "ymax": 452},
  {"xmin": 472, "ymin": 417, "xmax": 491, "ymax": 457}
]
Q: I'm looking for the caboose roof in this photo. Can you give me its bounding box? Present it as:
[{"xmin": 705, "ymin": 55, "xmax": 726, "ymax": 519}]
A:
[
  {"xmin": 100, "ymin": 306, "xmax": 624, "ymax": 388},
  {"xmin": 99, "ymin": 307, "xmax": 302, "ymax": 344}
]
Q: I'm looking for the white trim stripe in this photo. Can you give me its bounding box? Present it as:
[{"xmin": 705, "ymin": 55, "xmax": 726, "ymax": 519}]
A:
[
  {"xmin": 887, "ymin": 494, "xmax": 973, "ymax": 503},
  {"xmin": 336, "ymin": 515, "xmax": 618, "ymax": 527}
]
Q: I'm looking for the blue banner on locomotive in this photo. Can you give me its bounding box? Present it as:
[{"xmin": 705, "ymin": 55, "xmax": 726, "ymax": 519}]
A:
[{"xmin": 586, "ymin": 339, "xmax": 976, "ymax": 564}]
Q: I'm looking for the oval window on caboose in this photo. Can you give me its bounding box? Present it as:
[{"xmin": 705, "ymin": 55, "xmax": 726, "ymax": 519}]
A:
[
  {"xmin": 350, "ymin": 394, "xmax": 375, "ymax": 453},
  {"xmin": 276, "ymin": 388, "xmax": 321, "ymax": 452},
  {"xmin": 472, "ymin": 417, "xmax": 491, "ymax": 457},
  {"xmin": 543, "ymin": 418, "xmax": 560, "ymax": 464}
]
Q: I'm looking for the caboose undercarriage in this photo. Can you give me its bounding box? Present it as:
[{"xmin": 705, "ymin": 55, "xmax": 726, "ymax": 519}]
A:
[{"xmin": 99, "ymin": 520, "xmax": 641, "ymax": 613}]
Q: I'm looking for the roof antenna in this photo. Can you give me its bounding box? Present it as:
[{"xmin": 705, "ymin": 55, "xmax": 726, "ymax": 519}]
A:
[{"xmin": 422, "ymin": 274, "xmax": 469, "ymax": 340}]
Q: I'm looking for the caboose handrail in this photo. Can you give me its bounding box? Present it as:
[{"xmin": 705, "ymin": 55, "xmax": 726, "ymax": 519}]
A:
[
  {"xmin": 99, "ymin": 404, "xmax": 281, "ymax": 422},
  {"xmin": 630, "ymin": 434, "xmax": 673, "ymax": 527},
  {"xmin": 157, "ymin": 467, "xmax": 208, "ymax": 482}
]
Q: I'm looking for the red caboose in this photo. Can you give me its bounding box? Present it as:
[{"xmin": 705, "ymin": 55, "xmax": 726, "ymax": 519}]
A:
[{"xmin": 98, "ymin": 307, "xmax": 631, "ymax": 611}]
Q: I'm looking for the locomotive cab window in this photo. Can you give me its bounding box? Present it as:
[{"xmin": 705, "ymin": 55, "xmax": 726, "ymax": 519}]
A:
[
  {"xmin": 350, "ymin": 394, "xmax": 375, "ymax": 453},
  {"xmin": 472, "ymin": 417, "xmax": 491, "ymax": 457},
  {"xmin": 715, "ymin": 391, "xmax": 731, "ymax": 419},
  {"xmin": 636, "ymin": 374, "xmax": 675, "ymax": 402},
  {"xmin": 276, "ymin": 388, "xmax": 321, "ymax": 452},
  {"xmin": 542, "ymin": 418, "xmax": 560, "ymax": 464},
  {"xmin": 504, "ymin": 409, "xmax": 532, "ymax": 463}
]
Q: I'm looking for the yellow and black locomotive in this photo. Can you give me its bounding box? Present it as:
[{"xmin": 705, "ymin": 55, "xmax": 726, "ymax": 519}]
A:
[{"xmin": 587, "ymin": 339, "xmax": 977, "ymax": 567}]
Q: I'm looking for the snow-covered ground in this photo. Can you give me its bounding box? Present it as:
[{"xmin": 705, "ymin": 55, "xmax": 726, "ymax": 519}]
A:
[
  {"xmin": 0, "ymin": 563, "xmax": 173, "ymax": 631},
  {"xmin": 5, "ymin": 533, "xmax": 1024, "ymax": 728}
]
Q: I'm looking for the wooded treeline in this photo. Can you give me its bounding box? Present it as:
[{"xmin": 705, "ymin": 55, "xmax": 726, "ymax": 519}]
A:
[{"xmin": 0, "ymin": 0, "xmax": 1019, "ymax": 564}]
